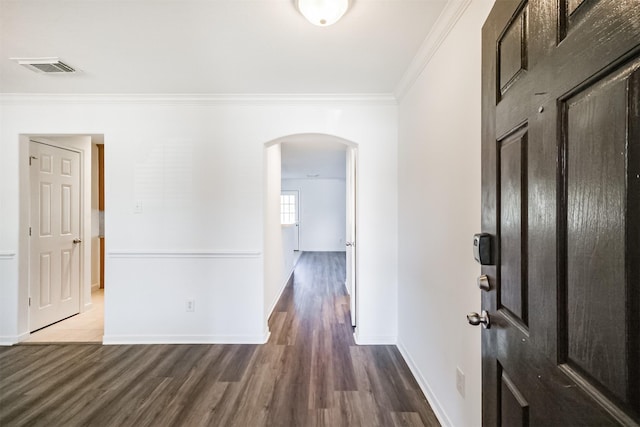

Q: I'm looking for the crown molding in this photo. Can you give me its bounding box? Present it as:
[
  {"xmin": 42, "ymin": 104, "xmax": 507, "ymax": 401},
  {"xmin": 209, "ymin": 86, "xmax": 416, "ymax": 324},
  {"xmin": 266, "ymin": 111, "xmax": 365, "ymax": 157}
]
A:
[
  {"xmin": 394, "ymin": 0, "xmax": 473, "ymax": 102},
  {"xmin": 0, "ymin": 93, "xmax": 398, "ymax": 106}
]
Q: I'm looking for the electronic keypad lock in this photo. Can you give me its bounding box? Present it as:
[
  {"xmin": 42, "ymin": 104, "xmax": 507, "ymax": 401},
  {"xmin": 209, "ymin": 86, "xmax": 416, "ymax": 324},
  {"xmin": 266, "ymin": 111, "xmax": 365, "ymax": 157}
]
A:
[{"xmin": 473, "ymin": 233, "xmax": 492, "ymax": 265}]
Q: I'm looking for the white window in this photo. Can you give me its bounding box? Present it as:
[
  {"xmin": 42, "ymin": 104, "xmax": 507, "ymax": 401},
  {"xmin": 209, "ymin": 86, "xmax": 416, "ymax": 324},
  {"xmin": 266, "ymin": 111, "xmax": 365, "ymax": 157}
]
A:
[{"xmin": 280, "ymin": 193, "xmax": 296, "ymax": 224}]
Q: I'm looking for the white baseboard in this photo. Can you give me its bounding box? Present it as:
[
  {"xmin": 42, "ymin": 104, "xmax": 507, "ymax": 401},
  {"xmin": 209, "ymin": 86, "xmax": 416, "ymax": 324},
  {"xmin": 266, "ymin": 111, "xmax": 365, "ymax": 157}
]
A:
[
  {"xmin": 397, "ymin": 339, "xmax": 453, "ymax": 427},
  {"xmin": 0, "ymin": 332, "xmax": 30, "ymax": 346},
  {"xmin": 266, "ymin": 268, "xmax": 294, "ymax": 320},
  {"xmin": 102, "ymin": 331, "xmax": 270, "ymax": 345}
]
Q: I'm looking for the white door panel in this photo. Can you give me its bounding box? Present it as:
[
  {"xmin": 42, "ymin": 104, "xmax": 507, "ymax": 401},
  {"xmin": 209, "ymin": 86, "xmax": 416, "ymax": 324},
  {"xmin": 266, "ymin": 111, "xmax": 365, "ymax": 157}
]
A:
[{"xmin": 281, "ymin": 190, "xmax": 300, "ymax": 251}]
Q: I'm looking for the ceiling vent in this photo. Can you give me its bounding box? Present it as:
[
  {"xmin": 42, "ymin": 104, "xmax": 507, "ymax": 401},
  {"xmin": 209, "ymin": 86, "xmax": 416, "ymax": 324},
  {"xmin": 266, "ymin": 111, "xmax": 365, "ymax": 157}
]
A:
[{"xmin": 11, "ymin": 57, "xmax": 76, "ymax": 73}]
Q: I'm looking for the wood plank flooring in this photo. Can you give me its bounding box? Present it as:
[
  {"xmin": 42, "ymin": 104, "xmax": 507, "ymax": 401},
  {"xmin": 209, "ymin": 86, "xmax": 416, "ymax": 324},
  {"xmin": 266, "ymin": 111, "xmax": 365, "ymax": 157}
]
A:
[{"xmin": 0, "ymin": 252, "xmax": 439, "ymax": 426}]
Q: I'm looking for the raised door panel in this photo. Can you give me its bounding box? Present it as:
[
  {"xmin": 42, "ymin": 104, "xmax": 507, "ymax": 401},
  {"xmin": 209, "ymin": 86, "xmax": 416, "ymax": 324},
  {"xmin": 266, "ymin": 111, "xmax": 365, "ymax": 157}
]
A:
[
  {"xmin": 39, "ymin": 253, "xmax": 52, "ymax": 307},
  {"xmin": 498, "ymin": 3, "xmax": 528, "ymax": 97},
  {"xmin": 500, "ymin": 366, "xmax": 530, "ymax": 427},
  {"xmin": 560, "ymin": 60, "xmax": 640, "ymax": 414},
  {"xmin": 39, "ymin": 183, "xmax": 52, "ymax": 237},
  {"xmin": 498, "ymin": 127, "xmax": 528, "ymax": 327}
]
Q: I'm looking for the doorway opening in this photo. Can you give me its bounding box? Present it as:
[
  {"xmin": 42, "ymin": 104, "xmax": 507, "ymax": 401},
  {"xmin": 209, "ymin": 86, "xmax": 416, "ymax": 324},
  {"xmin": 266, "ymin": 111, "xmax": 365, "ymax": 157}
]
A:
[
  {"xmin": 19, "ymin": 134, "xmax": 105, "ymax": 343},
  {"xmin": 280, "ymin": 190, "xmax": 300, "ymax": 251},
  {"xmin": 264, "ymin": 133, "xmax": 358, "ymax": 331}
]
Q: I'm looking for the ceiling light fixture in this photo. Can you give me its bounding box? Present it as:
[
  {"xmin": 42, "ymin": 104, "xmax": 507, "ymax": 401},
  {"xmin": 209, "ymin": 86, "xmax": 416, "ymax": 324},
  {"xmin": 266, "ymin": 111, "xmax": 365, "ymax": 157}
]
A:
[{"xmin": 297, "ymin": 0, "xmax": 349, "ymax": 27}]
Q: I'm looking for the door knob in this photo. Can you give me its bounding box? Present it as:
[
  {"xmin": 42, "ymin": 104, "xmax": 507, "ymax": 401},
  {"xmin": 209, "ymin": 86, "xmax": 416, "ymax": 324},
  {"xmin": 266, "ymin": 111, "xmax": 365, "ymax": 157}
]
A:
[
  {"xmin": 467, "ymin": 310, "xmax": 490, "ymax": 328},
  {"xmin": 73, "ymin": 238, "xmax": 82, "ymax": 244},
  {"xmin": 346, "ymin": 242, "xmax": 354, "ymax": 247}
]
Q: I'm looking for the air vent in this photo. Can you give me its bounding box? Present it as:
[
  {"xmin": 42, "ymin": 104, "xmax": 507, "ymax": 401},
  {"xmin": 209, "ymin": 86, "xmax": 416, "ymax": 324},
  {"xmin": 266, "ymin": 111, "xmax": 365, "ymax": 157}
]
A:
[{"xmin": 11, "ymin": 57, "xmax": 76, "ymax": 73}]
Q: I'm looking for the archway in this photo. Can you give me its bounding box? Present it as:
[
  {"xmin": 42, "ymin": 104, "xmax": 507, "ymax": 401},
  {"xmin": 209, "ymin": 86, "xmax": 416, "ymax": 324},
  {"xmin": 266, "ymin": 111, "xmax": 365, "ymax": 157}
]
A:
[{"xmin": 263, "ymin": 133, "xmax": 359, "ymax": 334}]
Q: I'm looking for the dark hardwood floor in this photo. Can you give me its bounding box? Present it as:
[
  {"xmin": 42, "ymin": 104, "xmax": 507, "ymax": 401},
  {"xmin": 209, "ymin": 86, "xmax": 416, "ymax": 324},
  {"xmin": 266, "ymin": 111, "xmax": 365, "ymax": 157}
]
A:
[{"xmin": 0, "ymin": 252, "xmax": 439, "ymax": 426}]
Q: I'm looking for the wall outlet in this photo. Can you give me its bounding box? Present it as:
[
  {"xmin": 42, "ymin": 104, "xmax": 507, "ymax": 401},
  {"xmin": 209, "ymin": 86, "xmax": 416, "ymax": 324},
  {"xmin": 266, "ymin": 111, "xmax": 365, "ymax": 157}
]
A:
[
  {"xmin": 456, "ymin": 366, "xmax": 465, "ymax": 398},
  {"xmin": 185, "ymin": 299, "xmax": 195, "ymax": 312}
]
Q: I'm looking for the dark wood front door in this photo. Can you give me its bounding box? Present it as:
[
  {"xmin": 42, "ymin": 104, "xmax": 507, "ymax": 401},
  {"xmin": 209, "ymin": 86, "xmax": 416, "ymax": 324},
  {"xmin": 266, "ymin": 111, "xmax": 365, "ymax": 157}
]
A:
[{"xmin": 481, "ymin": 0, "xmax": 639, "ymax": 425}]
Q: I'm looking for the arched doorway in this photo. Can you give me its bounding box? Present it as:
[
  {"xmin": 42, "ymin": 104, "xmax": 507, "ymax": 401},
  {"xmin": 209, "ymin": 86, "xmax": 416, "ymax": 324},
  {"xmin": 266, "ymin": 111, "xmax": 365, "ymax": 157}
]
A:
[{"xmin": 264, "ymin": 133, "xmax": 358, "ymax": 332}]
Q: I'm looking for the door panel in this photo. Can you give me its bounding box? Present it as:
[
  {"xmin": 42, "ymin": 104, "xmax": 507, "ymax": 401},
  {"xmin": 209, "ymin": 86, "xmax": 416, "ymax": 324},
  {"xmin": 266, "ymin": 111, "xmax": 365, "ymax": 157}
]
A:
[
  {"xmin": 30, "ymin": 141, "xmax": 81, "ymax": 331},
  {"xmin": 39, "ymin": 253, "xmax": 52, "ymax": 306},
  {"xmin": 482, "ymin": 0, "xmax": 640, "ymax": 425},
  {"xmin": 500, "ymin": 367, "xmax": 529, "ymax": 427},
  {"xmin": 498, "ymin": 3, "xmax": 527, "ymax": 97},
  {"xmin": 61, "ymin": 249, "xmax": 72, "ymax": 300},
  {"xmin": 498, "ymin": 127, "xmax": 528, "ymax": 326},
  {"xmin": 40, "ymin": 182, "xmax": 52, "ymax": 236},
  {"xmin": 562, "ymin": 64, "xmax": 634, "ymax": 405},
  {"xmin": 61, "ymin": 184, "xmax": 72, "ymax": 235}
]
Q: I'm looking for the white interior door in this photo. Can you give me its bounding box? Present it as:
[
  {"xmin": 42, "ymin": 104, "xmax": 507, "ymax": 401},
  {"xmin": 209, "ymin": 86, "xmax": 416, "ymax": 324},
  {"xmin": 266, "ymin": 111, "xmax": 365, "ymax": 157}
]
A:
[
  {"xmin": 281, "ymin": 190, "xmax": 300, "ymax": 251},
  {"xmin": 345, "ymin": 147, "xmax": 357, "ymax": 327},
  {"xmin": 29, "ymin": 141, "xmax": 81, "ymax": 331}
]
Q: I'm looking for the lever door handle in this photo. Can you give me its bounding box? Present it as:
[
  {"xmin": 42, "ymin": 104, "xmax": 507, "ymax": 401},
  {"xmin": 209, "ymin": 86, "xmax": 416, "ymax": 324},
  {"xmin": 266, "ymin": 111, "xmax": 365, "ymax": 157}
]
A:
[
  {"xmin": 73, "ymin": 238, "xmax": 82, "ymax": 244},
  {"xmin": 346, "ymin": 242, "xmax": 354, "ymax": 247},
  {"xmin": 467, "ymin": 310, "xmax": 490, "ymax": 329}
]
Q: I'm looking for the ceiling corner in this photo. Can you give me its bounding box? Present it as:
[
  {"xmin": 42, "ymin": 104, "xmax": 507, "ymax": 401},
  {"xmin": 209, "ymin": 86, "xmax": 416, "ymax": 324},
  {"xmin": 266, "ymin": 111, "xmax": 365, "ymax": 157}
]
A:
[{"xmin": 393, "ymin": 0, "xmax": 474, "ymax": 102}]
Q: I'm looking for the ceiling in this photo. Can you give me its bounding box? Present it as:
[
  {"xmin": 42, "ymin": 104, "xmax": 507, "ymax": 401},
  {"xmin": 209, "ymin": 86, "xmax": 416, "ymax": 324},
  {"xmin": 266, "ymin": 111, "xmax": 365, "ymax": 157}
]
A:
[
  {"xmin": 1, "ymin": 0, "xmax": 450, "ymax": 179},
  {"xmin": 281, "ymin": 135, "xmax": 347, "ymax": 179},
  {"xmin": 0, "ymin": 0, "xmax": 448, "ymax": 95}
]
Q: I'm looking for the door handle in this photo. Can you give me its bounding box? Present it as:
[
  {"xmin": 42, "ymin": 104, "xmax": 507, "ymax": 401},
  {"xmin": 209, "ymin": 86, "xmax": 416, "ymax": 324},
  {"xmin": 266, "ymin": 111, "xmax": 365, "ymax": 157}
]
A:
[
  {"xmin": 467, "ymin": 310, "xmax": 490, "ymax": 328},
  {"xmin": 346, "ymin": 241, "xmax": 354, "ymax": 247},
  {"xmin": 73, "ymin": 238, "xmax": 82, "ymax": 244}
]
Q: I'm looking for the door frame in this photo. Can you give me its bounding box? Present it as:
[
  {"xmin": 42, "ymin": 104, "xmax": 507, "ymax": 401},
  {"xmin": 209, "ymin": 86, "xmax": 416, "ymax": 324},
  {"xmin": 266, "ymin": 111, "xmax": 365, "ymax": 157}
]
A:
[
  {"xmin": 264, "ymin": 133, "xmax": 359, "ymax": 332},
  {"xmin": 18, "ymin": 134, "xmax": 96, "ymax": 338},
  {"xmin": 345, "ymin": 146, "xmax": 358, "ymax": 327}
]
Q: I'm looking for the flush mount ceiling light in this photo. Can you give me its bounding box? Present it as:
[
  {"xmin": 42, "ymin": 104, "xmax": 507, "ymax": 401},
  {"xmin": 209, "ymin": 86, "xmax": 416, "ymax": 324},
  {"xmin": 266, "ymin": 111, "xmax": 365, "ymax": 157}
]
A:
[{"xmin": 297, "ymin": 0, "xmax": 349, "ymax": 26}]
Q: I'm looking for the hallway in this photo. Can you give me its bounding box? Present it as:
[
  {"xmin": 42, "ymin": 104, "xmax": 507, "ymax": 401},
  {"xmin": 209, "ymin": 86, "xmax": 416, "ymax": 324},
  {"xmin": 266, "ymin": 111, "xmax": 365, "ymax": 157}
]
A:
[{"xmin": 0, "ymin": 252, "xmax": 439, "ymax": 426}]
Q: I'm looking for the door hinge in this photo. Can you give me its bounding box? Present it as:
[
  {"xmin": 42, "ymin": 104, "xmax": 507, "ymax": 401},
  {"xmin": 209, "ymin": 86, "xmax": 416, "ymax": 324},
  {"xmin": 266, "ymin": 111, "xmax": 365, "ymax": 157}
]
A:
[
  {"xmin": 29, "ymin": 227, "xmax": 32, "ymax": 236},
  {"xmin": 28, "ymin": 297, "xmax": 31, "ymax": 307},
  {"xmin": 29, "ymin": 155, "xmax": 38, "ymax": 166}
]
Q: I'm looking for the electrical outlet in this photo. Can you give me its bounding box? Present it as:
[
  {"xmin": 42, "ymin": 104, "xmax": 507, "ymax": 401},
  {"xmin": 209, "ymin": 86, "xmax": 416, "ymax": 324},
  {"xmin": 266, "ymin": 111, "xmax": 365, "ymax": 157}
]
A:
[
  {"xmin": 456, "ymin": 366, "xmax": 465, "ymax": 398},
  {"xmin": 185, "ymin": 299, "xmax": 195, "ymax": 312}
]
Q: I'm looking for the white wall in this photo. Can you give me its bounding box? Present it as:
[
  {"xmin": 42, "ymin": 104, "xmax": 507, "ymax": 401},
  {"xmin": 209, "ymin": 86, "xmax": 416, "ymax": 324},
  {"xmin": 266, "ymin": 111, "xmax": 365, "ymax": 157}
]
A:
[
  {"xmin": 397, "ymin": 1, "xmax": 494, "ymax": 426},
  {"xmin": 282, "ymin": 178, "xmax": 346, "ymax": 252},
  {"xmin": 0, "ymin": 97, "xmax": 398, "ymax": 345},
  {"xmin": 264, "ymin": 143, "xmax": 283, "ymax": 325}
]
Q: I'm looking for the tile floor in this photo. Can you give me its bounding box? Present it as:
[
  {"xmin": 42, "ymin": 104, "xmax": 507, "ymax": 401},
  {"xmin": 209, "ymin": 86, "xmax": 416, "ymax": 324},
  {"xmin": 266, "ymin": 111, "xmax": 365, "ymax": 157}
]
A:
[{"xmin": 22, "ymin": 289, "xmax": 104, "ymax": 343}]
